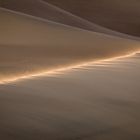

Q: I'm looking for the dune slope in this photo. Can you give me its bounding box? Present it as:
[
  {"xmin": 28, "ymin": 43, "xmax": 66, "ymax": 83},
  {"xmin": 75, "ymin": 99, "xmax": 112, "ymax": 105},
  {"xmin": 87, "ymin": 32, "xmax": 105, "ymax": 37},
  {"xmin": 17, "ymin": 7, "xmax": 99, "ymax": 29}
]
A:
[
  {"xmin": 0, "ymin": 8, "xmax": 140, "ymax": 83},
  {"xmin": 0, "ymin": 0, "xmax": 139, "ymax": 40},
  {"xmin": 45, "ymin": 0, "xmax": 140, "ymax": 37}
]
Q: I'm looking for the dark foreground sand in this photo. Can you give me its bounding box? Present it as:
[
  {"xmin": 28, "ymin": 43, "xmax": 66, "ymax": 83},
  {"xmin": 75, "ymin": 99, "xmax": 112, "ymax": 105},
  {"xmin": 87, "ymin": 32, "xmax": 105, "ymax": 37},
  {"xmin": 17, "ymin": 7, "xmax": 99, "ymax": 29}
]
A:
[{"xmin": 0, "ymin": 54, "xmax": 140, "ymax": 140}]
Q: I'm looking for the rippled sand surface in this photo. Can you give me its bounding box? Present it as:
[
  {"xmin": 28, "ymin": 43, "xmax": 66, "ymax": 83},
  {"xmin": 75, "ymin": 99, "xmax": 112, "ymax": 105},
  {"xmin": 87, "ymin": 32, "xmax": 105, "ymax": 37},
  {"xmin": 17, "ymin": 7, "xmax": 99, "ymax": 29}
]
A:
[{"xmin": 0, "ymin": 54, "xmax": 140, "ymax": 140}]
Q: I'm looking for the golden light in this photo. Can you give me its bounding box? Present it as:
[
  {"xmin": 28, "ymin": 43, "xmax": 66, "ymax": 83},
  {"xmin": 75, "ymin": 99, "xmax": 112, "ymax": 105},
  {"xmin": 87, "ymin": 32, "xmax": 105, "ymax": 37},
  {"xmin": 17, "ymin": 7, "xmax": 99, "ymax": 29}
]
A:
[{"xmin": 0, "ymin": 51, "xmax": 139, "ymax": 85}]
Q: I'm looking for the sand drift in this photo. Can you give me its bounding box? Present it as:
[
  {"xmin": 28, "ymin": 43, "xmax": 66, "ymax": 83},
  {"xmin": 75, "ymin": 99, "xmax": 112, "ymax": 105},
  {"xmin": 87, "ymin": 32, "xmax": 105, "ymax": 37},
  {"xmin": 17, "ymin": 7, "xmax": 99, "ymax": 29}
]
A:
[{"xmin": 0, "ymin": 8, "xmax": 140, "ymax": 83}]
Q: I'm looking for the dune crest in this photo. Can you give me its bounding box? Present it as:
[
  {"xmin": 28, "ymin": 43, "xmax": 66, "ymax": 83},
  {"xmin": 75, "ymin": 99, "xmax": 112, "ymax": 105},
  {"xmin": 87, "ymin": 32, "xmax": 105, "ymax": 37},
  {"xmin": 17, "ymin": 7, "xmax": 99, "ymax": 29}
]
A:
[
  {"xmin": 44, "ymin": 0, "xmax": 140, "ymax": 37},
  {"xmin": 0, "ymin": 0, "xmax": 139, "ymax": 40},
  {"xmin": 0, "ymin": 8, "xmax": 140, "ymax": 83}
]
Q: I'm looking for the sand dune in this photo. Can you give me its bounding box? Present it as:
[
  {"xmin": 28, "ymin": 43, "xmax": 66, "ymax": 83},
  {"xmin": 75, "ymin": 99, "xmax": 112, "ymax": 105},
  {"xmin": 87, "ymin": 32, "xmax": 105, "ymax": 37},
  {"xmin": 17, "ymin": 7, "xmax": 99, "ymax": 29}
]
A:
[
  {"xmin": 45, "ymin": 0, "xmax": 140, "ymax": 37},
  {"xmin": 0, "ymin": 8, "xmax": 140, "ymax": 83},
  {"xmin": 0, "ymin": 0, "xmax": 139, "ymax": 40},
  {"xmin": 0, "ymin": 1, "xmax": 140, "ymax": 140}
]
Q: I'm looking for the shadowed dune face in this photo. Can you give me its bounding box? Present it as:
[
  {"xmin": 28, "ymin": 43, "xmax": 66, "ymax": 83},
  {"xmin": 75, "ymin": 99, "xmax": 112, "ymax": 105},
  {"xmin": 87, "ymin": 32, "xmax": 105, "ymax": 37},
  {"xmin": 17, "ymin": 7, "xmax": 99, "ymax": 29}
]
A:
[
  {"xmin": 1, "ymin": 0, "xmax": 91, "ymax": 29},
  {"xmin": 0, "ymin": 0, "xmax": 139, "ymax": 40},
  {"xmin": 0, "ymin": 0, "xmax": 110, "ymax": 34},
  {"xmin": 44, "ymin": 0, "xmax": 140, "ymax": 37},
  {"xmin": 0, "ymin": 8, "xmax": 140, "ymax": 82}
]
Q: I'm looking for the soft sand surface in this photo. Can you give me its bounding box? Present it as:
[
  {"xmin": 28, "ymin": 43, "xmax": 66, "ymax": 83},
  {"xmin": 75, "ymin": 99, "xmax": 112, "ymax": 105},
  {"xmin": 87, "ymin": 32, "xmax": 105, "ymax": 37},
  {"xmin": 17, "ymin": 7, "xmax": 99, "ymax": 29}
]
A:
[
  {"xmin": 0, "ymin": 54, "xmax": 140, "ymax": 140},
  {"xmin": 0, "ymin": 8, "xmax": 139, "ymax": 83}
]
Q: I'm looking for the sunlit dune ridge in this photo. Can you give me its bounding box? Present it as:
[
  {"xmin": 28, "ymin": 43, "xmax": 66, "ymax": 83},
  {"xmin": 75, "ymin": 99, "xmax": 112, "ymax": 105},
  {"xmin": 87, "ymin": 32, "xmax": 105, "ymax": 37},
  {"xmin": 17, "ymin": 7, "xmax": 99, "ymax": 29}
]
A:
[
  {"xmin": 0, "ymin": 51, "xmax": 139, "ymax": 84},
  {"xmin": 0, "ymin": 8, "xmax": 140, "ymax": 84}
]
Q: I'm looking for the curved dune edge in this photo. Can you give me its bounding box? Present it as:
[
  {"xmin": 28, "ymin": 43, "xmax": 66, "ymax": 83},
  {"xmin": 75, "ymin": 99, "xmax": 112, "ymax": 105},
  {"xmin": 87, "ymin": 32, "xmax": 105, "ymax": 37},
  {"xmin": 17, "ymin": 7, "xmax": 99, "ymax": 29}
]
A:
[
  {"xmin": 1, "ymin": 1, "xmax": 139, "ymax": 41},
  {"xmin": 40, "ymin": 0, "xmax": 140, "ymax": 41},
  {"xmin": 0, "ymin": 8, "xmax": 140, "ymax": 84},
  {"xmin": 0, "ymin": 51, "xmax": 139, "ymax": 85},
  {"xmin": 44, "ymin": 0, "xmax": 140, "ymax": 37}
]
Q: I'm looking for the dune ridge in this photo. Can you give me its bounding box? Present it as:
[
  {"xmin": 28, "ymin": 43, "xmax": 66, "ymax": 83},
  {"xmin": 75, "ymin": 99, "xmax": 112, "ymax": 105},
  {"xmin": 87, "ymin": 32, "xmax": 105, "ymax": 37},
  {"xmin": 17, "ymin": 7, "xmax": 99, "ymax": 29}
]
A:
[
  {"xmin": 0, "ymin": 8, "xmax": 140, "ymax": 83},
  {"xmin": 44, "ymin": 0, "xmax": 140, "ymax": 37},
  {"xmin": 0, "ymin": 1, "xmax": 140, "ymax": 139},
  {"xmin": 0, "ymin": 0, "xmax": 139, "ymax": 40},
  {"xmin": 0, "ymin": 51, "xmax": 139, "ymax": 84}
]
